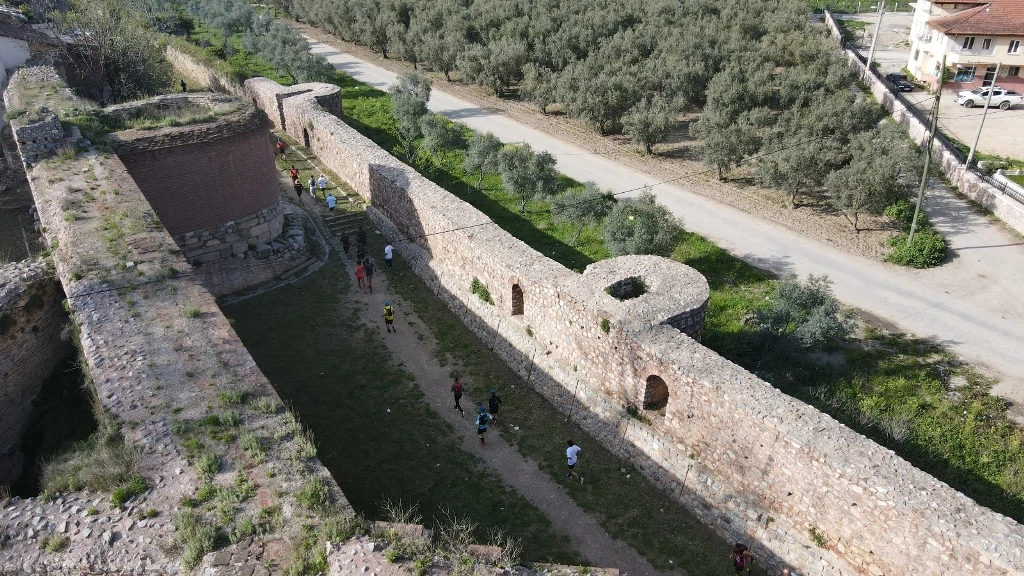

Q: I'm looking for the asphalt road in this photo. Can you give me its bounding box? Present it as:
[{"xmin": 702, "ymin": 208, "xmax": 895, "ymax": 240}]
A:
[{"xmin": 308, "ymin": 38, "xmax": 1024, "ymax": 413}]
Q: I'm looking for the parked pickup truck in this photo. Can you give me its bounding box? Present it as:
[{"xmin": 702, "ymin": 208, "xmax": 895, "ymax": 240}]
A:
[{"xmin": 954, "ymin": 86, "xmax": 1023, "ymax": 110}]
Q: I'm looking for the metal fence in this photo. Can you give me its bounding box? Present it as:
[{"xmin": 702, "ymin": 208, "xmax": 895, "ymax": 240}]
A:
[{"xmin": 981, "ymin": 173, "xmax": 1024, "ymax": 205}]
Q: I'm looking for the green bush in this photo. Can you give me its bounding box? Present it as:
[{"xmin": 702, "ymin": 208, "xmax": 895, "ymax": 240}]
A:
[
  {"xmin": 886, "ymin": 231, "xmax": 947, "ymax": 268},
  {"xmin": 110, "ymin": 474, "xmax": 148, "ymax": 508},
  {"xmin": 470, "ymin": 278, "xmax": 493, "ymax": 304},
  {"xmin": 295, "ymin": 474, "xmax": 332, "ymax": 511},
  {"xmin": 175, "ymin": 510, "xmax": 217, "ymax": 570}
]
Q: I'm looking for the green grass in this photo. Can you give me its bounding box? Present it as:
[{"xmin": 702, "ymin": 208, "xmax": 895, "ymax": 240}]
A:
[
  {"xmin": 222, "ymin": 256, "xmax": 580, "ymax": 564},
  {"xmin": 1007, "ymin": 174, "xmax": 1024, "ymax": 187}
]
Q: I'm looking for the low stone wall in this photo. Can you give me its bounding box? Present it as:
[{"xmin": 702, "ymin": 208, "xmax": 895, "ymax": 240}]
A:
[
  {"xmin": 165, "ymin": 45, "xmax": 246, "ymax": 98},
  {"xmin": 0, "ymin": 259, "xmax": 71, "ymax": 486},
  {"xmin": 176, "ymin": 199, "xmax": 285, "ymax": 263},
  {"xmin": 248, "ymin": 76, "xmax": 1024, "ymax": 576},
  {"xmin": 824, "ymin": 9, "xmax": 1024, "ymax": 236}
]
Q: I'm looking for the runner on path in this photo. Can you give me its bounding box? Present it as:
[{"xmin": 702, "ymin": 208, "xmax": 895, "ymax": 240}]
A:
[
  {"xmin": 356, "ymin": 227, "xmax": 367, "ymax": 248},
  {"xmin": 566, "ymin": 440, "xmax": 583, "ymax": 484},
  {"xmin": 451, "ymin": 378, "xmax": 465, "ymax": 417},
  {"xmin": 384, "ymin": 243, "xmax": 394, "ymax": 269},
  {"xmin": 308, "ymin": 175, "xmax": 316, "ymax": 197},
  {"xmin": 289, "ymin": 165, "xmax": 299, "ymax": 182},
  {"xmin": 318, "ymin": 174, "xmax": 328, "ymax": 191},
  {"xmin": 364, "ymin": 259, "xmax": 375, "ymax": 293},
  {"xmin": 276, "ymin": 138, "xmax": 286, "ymax": 155},
  {"xmin": 731, "ymin": 543, "xmax": 753, "ymax": 574},
  {"xmin": 383, "ymin": 301, "xmax": 396, "ymax": 333},
  {"xmin": 340, "ymin": 233, "xmax": 351, "ymax": 255},
  {"xmin": 293, "ymin": 178, "xmax": 304, "ymax": 198},
  {"xmin": 327, "ymin": 193, "xmax": 337, "ymax": 211},
  {"xmin": 476, "ymin": 407, "xmax": 492, "ymax": 445},
  {"xmin": 488, "ymin": 390, "xmax": 502, "ymax": 424},
  {"xmin": 355, "ymin": 260, "xmax": 366, "ymax": 293}
]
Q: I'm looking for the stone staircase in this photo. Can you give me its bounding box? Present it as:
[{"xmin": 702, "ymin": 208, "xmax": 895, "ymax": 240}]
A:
[{"xmin": 321, "ymin": 188, "xmax": 370, "ymax": 246}]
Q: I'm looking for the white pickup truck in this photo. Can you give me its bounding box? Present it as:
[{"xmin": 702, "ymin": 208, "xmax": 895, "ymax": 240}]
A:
[{"xmin": 954, "ymin": 86, "xmax": 1023, "ymax": 110}]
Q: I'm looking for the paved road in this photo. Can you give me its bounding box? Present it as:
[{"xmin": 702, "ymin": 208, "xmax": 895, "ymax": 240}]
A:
[{"xmin": 308, "ymin": 39, "xmax": 1024, "ymax": 412}]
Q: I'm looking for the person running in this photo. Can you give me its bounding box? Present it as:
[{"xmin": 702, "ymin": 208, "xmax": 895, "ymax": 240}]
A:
[
  {"xmin": 180, "ymin": 79, "xmax": 187, "ymax": 92},
  {"xmin": 308, "ymin": 175, "xmax": 316, "ymax": 197},
  {"xmin": 476, "ymin": 407, "xmax": 492, "ymax": 445},
  {"xmin": 364, "ymin": 259, "xmax": 375, "ymax": 293},
  {"xmin": 289, "ymin": 165, "xmax": 299, "ymax": 183},
  {"xmin": 356, "ymin": 242, "xmax": 367, "ymax": 262},
  {"xmin": 488, "ymin": 390, "xmax": 502, "ymax": 424},
  {"xmin": 327, "ymin": 193, "xmax": 337, "ymax": 211},
  {"xmin": 384, "ymin": 243, "xmax": 394, "ymax": 269},
  {"xmin": 731, "ymin": 543, "xmax": 753, "ymax": 574},
  {"xmin": 451, "ymin": 378, "xmax": 465, "ymax": 417},
  {"xmin": 317, "ymin": 174, "xmax": 328, "ymax": 192},
  {"xmin": 382, "ymin": 301, "xmax": 396, "ymax": 333},
  {"xmin": 276, "ymin": 138, "xmax": 286, "ymax": 155},
  {"xmin": 355, "ymin": 260, "xmax": 366, "ymax": 293},
  {"xmin": 356, "ymin": 227, "xmax": 367, "ymax": 248},
  {"xmin": 293, "ymin": 178, "xmax": 304, "ymax": 197},
  {"xmin": 340, "ymin": 233, "xmax": 351, "ymax": 255},
  {"xmin": 566, "ymin": 440, "xmax": 583, "ymax": 483}
]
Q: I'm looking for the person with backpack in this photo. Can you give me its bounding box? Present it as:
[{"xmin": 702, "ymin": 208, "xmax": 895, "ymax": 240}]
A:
[
  {"xmin": 476, "ymin": 407, "xmax": 492, "ymax": 445},
  {"xmin": 355, "ymin": 260, "xmax": 366, "ymax": 293},
  {"xmin": 566, "ymin": 440, "xmax": 583, "ymax": 483},
  {"xmin": 488, "ymin": 390, "xmax": 502, "ymax": 424},
  {"xmin": 382, "ymin": 301, "xmax": 396, "ymax": 333},
  {"xmin": 364, "ymin": 259, "xmax": 375, "ymax": 293},
  {"xmin": 731, "ymin": 543, "xmax": 753, "ymax": 574},
  {"xmin": 451, "ymin": 379, "xmax": 465, "ymax": 417}
]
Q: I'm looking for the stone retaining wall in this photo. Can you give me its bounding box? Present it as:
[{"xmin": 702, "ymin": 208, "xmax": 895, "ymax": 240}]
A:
[
  {"xmin": 0, "ymin": 259, "xmax": 71, "ymax": 486},
  {"xmin": 247, "ymin": 76, "xmax": 1024, "ymax": 576},
  {"xmin": 824, "ymin": 9, "xmax": 1024, "ymax": 236}
]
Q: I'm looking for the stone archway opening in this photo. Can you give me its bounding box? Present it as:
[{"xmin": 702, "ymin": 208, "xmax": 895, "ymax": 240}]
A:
[
  {"xmin": 643, "ymin": 375, "xmax": 669, "ymax": 411},
  {"xmin": 303, "ymin": 128, "xmax": 311, "ymax": 149},
  {"xmin": 511, "ymin": 283, "xmax": 524, "ymax": 316}
]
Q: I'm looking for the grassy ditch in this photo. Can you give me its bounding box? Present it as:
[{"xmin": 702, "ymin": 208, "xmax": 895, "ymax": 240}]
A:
[
  {"xmin": 185, "ymin": 24, "xmax": 1024, "ymax": 522},
  {"xmin": 222, "ymin": 256, "xmax": 580, "ymax": 565}
]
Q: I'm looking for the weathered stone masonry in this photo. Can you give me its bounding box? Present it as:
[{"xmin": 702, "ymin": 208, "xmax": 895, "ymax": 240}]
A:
[
  {"xmin": 0, "ymin": 259, "xmax": 71, "ymax": 486},
  {"xmin": 246, "ymin": 76, "xmax": 1024, "ymax": 576}
]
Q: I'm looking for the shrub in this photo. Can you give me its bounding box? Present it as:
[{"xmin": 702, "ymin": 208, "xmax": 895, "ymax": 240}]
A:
[
  {"xmin": 39, "ymin": 533, "xmax": 69, "ymax": 552},
  {"xmin": 886, "ymin": 231, "xmax": 947, "ymax": 268},
  {"xmin": 470, "ymin": 278, "xmax": 494, "ymax": 304},
  {"xmin": 110, "ymin": 474, "xmax": 148, "ymax": 509},
  {"xmin": 250, "ymin": 396, "xmax": 279, "ymax": 414},
  {"xmin": 755, "ymin": 275, "xmax": 855, "ymax": 350},
  {"xmin": 240, "ymin": 432, "xmax": 265, "ymax": 463},
  {"xmin": 220, "ymin": 409, "xmax": 242, "ymax": 427},
  {"xmin": 602, "ymin": 189, "xmax": 682, "ymax": 257},
  {"xmin": 175, "ymin": 510, "xmax": 217, "ymax": 570},
  {"xmin": 600, "ymin": 318, "xmax": 611, "ymax": 334},
  {"xmin": 218, "ymin": 388, "xmax": 249, "ymax": 404},
  {"xmin": 40, "ymin": 425, "xmax": 139, "ymax": 498},
  {"xmin": 295, "ymin": 474, "xmax": 332, "ymax": 511},
  {"xmin": 196, "ymin": 452, "xmax": 221, "ymax": 479},
  {"xmin": 181, "ymin": 305, "xmax": 201, "ymax": 318}
]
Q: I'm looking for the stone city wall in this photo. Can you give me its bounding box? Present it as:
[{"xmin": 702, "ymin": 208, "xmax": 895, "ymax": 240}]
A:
[
  {"xmin": 0, "ymin": 259, "xmax": 71, "ymax": 486},
  {"xmin": 824, "ymin": 9, "xmax": 1024, "ymax": 236},
  {"xmin": 165, "ymin": 45, "xmax": 246, "ymax": 98},
  {"xmin": 245, "ymin": 76, "xmax": 1024, "ymax": 576},
  {"xmin": 1, "ymin": 106, "xmax": 350, "ymax": 574}
]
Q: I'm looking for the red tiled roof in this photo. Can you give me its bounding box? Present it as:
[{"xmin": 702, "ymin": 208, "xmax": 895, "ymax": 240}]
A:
[
  {"xmin": 928, "ymin": 0, "xmax": 987, "ymax": 4},
  {"xmin": 928, "ymin": 0, "xmax": 1024, "ymax": 35}
]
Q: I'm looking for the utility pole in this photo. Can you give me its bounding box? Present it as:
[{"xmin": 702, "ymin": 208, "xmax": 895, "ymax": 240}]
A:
[
  {"xmin": 866, "ymin": 1, "xmax": 886, "ymax": 70},
  {"xmin": 908, "ymin": 53, "xmax": 946, "ymax": 245},
  {"xmin": 966, "ymin": 61, "xmax": 1001, "ymax": 166}
]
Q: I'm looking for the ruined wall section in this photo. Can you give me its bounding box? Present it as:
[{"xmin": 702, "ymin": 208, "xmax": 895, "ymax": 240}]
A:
[
  {"xmin": 0, "ymin": 259, "xmax": 71, "ymax": 486},
  {"xmin": 2, "ymin": 72, "xmax": 349, "ymax": 574},
  {"xmin": 245, "ymin": 76, "xmax": 1024, "ymax": 576}
]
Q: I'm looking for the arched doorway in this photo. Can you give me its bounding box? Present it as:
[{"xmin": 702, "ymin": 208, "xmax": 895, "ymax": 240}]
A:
[
  {"xmin": 303, "ymin": 128, "xmax": 311, "ymax": 149},
  {"xmin": 511, "ymin": 284, "xmax": 524, "ymax": 315},
  {"xmin": 643, "ymin": 375, "xmax": 669, "ymax": 411}
]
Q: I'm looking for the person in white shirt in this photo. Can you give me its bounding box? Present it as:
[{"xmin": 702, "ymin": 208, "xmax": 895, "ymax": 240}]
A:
[
  {"xmin": 317, "ymin": 174, "xmax": 328, "ymax": 191},
  {"xmin": 384, "ymin": 243, "xmax": 394, "ymax": 269},
  {"xmin": 566, "ymin": 440, "xmax": 583, "ymax": 484},
  {"xmin": 326, "ymin": 193, "xmax": 336, "ymax": 211}
]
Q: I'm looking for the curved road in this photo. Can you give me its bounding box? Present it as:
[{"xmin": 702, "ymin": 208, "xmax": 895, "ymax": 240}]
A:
[{"xmin": 307, "ymin": 38, "xmax": 1024, "ymax": 410}]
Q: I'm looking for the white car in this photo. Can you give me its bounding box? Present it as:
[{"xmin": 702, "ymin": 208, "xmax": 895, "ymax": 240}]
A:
[{"xmin": 954, "ymin": 86, "xmax": 1022, "ymax": 110}]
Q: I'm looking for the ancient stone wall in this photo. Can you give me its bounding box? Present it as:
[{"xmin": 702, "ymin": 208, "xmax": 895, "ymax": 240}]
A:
[
  {"xmin": 0, "ymin": 259, "xmax": 71, "ymax": 486},
  {"xmin": 246, "ymin": 76, "xmax": 1024, "ymax": 576},
  {"xmin": 165, "ymin": 45, "xmax": 246, "ymax": 98},
  {"xmin": 1, "ymin": 106, "xmax": 350, "ymax": 575}
]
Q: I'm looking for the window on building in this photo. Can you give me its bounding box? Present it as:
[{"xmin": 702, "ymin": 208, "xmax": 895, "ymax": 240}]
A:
[
  {"xmin": 954, "ymin": 66, "xmax": 976, "ymax": 82},
  {"xmin": 510, "ymin": 283, "xmax": 523, "ymax": 315},
  {"xmin": 643, "ymin": 375, "xmax": 669, "ymax": 411},
  {"xmin": 913, "ymin": 49, "xmax": 920, "ymax": 61},
  {"xmin": 962, "ymin": 36, "xmax": 976, "ymax": 49},
  {"xmin": 1010, "ymin": 66, "xmax": 1022, "ymax": 77},
  {"xmin": 982, "ymin": 38, "xmax": 992, "ymax": 50},
  {"xmin": 1010, "ymin": 40, "xmax": 1022, "ymax": 54}
]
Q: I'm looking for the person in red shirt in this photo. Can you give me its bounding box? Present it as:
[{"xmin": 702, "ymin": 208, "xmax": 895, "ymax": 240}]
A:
[
  {"xmin": 276, "ymin": 138, "xmax": 286, "ymax": 155},
  {"xmin": 289, "ymin": 165, "xmax": 299, "ymax": 182},
  {"xmin": 354, "ymin": 260, "xmax": 366, "ymax": 293},
  {"xmin": 451, "ymin": 378, "xmax": 465, "ymax": 417}
]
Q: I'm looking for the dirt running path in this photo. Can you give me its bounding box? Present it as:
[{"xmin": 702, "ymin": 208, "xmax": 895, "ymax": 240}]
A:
[{"xmin": 335, "ymin": 244, "xmax": 667, "ymax": 576}]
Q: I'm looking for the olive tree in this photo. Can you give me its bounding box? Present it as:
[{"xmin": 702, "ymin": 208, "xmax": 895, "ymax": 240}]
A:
[
  {"xmin": 754, "ymin": 274, "xmax": 855, "ymax": 350},
  {"xmin": 551, "ymin": 182, "xmax": 614, "ymax": 245},
  {"xmin": 601, "ymin": 189, "xmax": 682, "ymax": 257},
  {"xmin": 419, "ymin": 113, "xmax": 462, "ymax": 156},
  {"xmin": 498, "ymin": 144, "xmax": 559, "ymax": 211},
  {"xmin": 463, "ymin": 131, "xmax": 503, "ymax": 191},
  {"xmin": 389, "ymin": 71, "xmax": 431, "ymax": 160},
  {"xmin": 622, "ymin": 94, "xmax": 676, "ymax": 155}
]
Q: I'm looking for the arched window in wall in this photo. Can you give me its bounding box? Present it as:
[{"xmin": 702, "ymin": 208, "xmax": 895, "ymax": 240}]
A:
[
  {"xmin": 511, "ymin": 283, "xmax": 524, "ymax": 316},
  {"xmin": 643, "ymin": 375, "xmax": 669, "ymax": 411}
]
